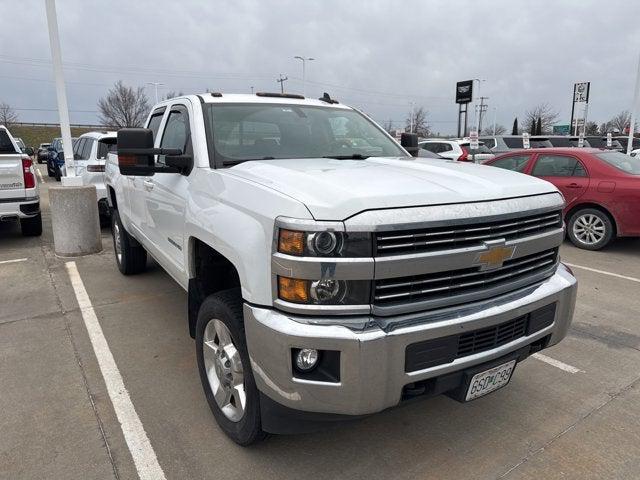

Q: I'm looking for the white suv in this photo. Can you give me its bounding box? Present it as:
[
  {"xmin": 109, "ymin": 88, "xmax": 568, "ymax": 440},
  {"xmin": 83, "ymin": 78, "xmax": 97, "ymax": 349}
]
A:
[
  {"xmin": 419, "ymin": 139, "xmax": 495, "ymax": 163},
  {"xmin": 72, "ymin": 131, "xmax": 117, "ymax": 221}
]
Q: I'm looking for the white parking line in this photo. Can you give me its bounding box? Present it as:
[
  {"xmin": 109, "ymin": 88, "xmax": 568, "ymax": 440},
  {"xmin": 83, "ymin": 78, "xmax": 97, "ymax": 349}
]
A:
[
  {"xmin": 564, "ymin": 262, "xmax": 640, "ymax": 284},
  {"xmin": 36, "ymin": 167, "xmax": 44, "ymax": 183},
  {"xmin": 65, "ymin": 262, "xmax": 166, "ymax": 480},
  {"xmin": 532, "ymin": 353, "xmax": 582, "ymax": 374},
  {"xmin": 0, "ymin": 258, "xmax": 28, "ymax": 265}
]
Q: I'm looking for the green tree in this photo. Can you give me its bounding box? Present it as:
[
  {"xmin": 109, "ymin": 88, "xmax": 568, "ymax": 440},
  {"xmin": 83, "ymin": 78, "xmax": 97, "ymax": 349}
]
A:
[{"xmin": 512, "ymin": 118, "xmax": 518, "ymax": 135}]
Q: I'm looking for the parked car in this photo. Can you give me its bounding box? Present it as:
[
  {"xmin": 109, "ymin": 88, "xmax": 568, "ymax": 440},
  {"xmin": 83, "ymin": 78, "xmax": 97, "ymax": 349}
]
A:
[
  {"xmin": 546, "ymin": 136, "xmax": 581, "ymax": 148},
  {"xmin": 419, "ymin": 138, "xmax": 494, "ymax": 162},
  {"xmin": 73, "ymin": 131, "xmax": 117, "ymax": 221},
  {"xmin": 105, "ymin": 92, "xmax": 576, "ymax": 445},
  {"xmin": 614, "ymin": 136, "xmax": 640, "ymax": 153},
  {"xmin": 480, "ymin": 135, "xmax": 553, "ymax": 153},
  {"xmin": 0, "ymin": 125, "xmax": 42, "ymax": 236},
  {"xmin": 47, "ymin": 136, "xmax": 77, "ymax": 180},
  {"xmin": 584, "ymin": 136, "xmax": 624, "ymax": 152},
  {"xmin": 37, "ymin": 143, "xmax": 51, "ymax": 163},
  {"xmin": 485, "ymin": 147, "xmax": 640, "ymax": 250}
]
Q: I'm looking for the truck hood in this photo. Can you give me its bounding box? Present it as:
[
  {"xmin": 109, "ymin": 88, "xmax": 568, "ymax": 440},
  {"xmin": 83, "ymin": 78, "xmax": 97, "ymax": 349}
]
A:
[{"xmin": 225, "ymin": 157, "xmax": 559, "ymax": 220}]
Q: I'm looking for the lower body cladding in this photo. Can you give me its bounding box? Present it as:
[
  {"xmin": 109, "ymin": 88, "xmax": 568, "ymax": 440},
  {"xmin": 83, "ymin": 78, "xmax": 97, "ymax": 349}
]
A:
[{"xmin": 244, "ymin": 265, "xmax": 577, "ymax": 433}]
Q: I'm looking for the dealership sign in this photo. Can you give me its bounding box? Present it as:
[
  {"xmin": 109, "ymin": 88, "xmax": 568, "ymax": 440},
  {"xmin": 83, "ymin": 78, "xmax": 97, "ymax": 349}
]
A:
[
  {"xmin": 574, "ymin": 82, "xmax": 590, "ymax": 103},
  {"xmin": 456, "ymin": 80, "xmax": 474, "ymax": 104}
]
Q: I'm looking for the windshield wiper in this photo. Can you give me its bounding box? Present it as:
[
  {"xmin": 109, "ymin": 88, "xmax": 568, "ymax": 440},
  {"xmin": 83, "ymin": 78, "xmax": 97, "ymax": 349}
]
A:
[{"xmin": 322, "ymin": 154, "xmax": 369, "ymax": 160}]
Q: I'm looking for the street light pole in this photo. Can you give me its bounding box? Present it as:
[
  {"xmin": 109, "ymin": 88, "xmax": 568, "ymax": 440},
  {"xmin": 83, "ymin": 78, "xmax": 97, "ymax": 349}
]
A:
[
  {"xmin": 294, "ymin": 56, "xmax": 314, "ymax": 96},
  {"xmin": 44, "ymin": 0, "xmax": 76, "ymax": 182},
  {"xmin": 492, "ymin": 106, "xmax": 498, "ymax": 135},
  {"xmin": 627, "ymin": 53, "xmax": 640, "ymax": 155},
  {"xmin": 146, "ymin": 82, "xmax": 164, "ymax": 103},
  {"xmin": 473, "ymin": 78, "xmax": 485, "ymax": 135}
]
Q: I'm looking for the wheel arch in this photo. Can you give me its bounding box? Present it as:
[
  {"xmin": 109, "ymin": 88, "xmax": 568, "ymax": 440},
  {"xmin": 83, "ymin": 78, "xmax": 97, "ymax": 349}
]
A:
[
  {"xmin": 566, "ymin": 202, "xmax": 618, "ymax": 237},
  {"xmin": 187, "ymin": 238, "xmax": 242, "ymax": 338}
]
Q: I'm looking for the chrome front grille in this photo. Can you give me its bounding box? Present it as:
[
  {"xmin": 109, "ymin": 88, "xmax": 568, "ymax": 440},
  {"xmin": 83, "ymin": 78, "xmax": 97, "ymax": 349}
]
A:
[
  {"xmin": 374, "ymin": 248, "xmax": 559, "ymax": 307},
  {"xmin": 375, "ymin": 210, "xmax": 563, "ymax": 256}
]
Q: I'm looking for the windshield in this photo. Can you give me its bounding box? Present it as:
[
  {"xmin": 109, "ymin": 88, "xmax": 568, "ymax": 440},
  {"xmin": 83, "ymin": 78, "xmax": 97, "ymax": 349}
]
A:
[
  {"xmin": 460, "ymin": 143, "xmax": 492, "ymax": 154},
  {"xmin": 203, "ymin": 103, "xmax": 406, "ymax": 165},
  {"xmin": 596, "ymin": 151, "xmax": 640, "ymax": 175}
]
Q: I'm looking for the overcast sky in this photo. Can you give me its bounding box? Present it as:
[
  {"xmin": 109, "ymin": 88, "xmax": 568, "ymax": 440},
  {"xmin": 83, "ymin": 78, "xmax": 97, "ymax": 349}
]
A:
[{"xmin": 1, "ymin": 0, "xmax": 639, "ymax": 134}]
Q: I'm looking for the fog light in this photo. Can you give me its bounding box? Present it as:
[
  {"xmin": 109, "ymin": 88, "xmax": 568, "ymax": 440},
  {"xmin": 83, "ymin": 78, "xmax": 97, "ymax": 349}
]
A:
[{"xmin": 295, "ymin": 348, "xmax": 319, "ymax": 372}]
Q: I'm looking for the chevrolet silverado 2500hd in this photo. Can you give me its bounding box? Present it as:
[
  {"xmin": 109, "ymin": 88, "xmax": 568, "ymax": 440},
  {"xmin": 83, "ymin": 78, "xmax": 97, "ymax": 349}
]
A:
[
  {"xmin": 0, "ymin": 125, "xmax": 41, "ymax": 236},
  {"xmin": 105, "ymin": 92, "xmax": 577, "ymax": 445}
]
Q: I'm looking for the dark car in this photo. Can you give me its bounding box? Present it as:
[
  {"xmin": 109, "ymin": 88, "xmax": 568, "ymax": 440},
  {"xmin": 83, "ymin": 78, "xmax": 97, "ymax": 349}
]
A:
[
  {"xmin": 37, "ymin": 143, "xmax": 51, "ymax": 164},
  {"xmin": 584, "ymin": 136, "xmax": 624, "ymax": 152},
  {"xmin": 485, "ymin": 147, "xmax": 640, "ymax": 250},
  {"xmin": 613, "ymin": 136, "xmax": 640, "ymax": 153},
  {"xmin": 46, "ymin": 137, "xmax": 77, "ymax": 180}
]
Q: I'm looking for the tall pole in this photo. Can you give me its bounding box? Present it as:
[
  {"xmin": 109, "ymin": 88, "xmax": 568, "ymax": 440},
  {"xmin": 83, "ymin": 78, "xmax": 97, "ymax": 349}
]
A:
[
  {"xmin": 45, "ymin": 0, "xmax": 75, "ymax": 180},
  {"xmin": 473, "ymin": 79, "xmax": 484, "ymax": 134},
  {"xmin": 294, "ymin": 56, "xmax": 314, "ymax": 96},
  {"xmin": 570, "ymin": 84, "xmax": 577, "ymax": 136},
  {"xmin": 146, "ymin": 82, "xmax": 164, "ymax": 103},
  {"xmin": 277, "ymin": 74, "xmax": 288, "ymax": 94},
  {"xmin": 409, "ymin": 102, "xmax": 415, "ymax": 133},
  {"xmin": 492, "ymin": 106, "xmax": 498, "ymax": 135},
  {"xmin": 627, "ymin": 53, "xmax": 640, "ymax": 155}
]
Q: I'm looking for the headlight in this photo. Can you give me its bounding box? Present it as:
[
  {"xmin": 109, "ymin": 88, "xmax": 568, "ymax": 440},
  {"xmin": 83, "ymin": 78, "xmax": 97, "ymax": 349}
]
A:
[
  {"xmin": 278, "ymin": 276, "xmax": 370, "ymax": 305},
  {"xmin": 277, "ymin": 229, "xmax": 372, "ymax": 257}
]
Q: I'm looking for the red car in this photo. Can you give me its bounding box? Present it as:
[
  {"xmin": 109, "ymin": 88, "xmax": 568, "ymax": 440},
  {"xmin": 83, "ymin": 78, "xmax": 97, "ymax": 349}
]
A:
[{"xmin": 484, "ymin": 147, "xmax": 640, "ymax": 250}]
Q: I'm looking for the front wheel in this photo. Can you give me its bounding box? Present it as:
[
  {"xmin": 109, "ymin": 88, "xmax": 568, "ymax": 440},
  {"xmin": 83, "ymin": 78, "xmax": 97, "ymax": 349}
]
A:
[
  {"xmin": 196, "ymin": 289, "xmax": 266, "ymax": 445},
  {"xmin": 567, "ymin": 208, "xmax": 613, "ymax": 250},
  {"xmin": 54, "ymin": 166, "xmax": 61, "ymax": 182}
]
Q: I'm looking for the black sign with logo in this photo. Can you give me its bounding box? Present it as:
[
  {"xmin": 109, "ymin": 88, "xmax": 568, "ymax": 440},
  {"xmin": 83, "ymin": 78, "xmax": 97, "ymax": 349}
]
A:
[{"xmin": 456, "ymin": 80, "xmax": 474, "ymax": 104}]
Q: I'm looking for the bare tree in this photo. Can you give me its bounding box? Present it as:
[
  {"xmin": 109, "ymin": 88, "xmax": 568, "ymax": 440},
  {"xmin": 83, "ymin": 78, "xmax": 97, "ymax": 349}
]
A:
[
  {"xmin": 524, "ymin": 103, "xmax": 559, "ymax": 134},
  {"xmin": 608, "ymin": 110, "xmax": 631, "ymax": 133},
  {"xmin": 585, "ymin": 121, "xmax": 599, "ymax": 135},
  {"xmin": 599, "ymin": 121, "xmax": 612, "ymax": 134},
  {"xmin": 164, "ymin": 91, "xmax": 184, "ymax": 100},
  {"xmin": 480, "ymin": 124, "xmax": 506, "ymax": 135},
  {"xmin": 0, "ymin": 102, "xmax": 19, "ymax": 126},
  {"xmin": 382, "ymin": 119, "xmax": 394, "ymax": 134},
  {"xmin": 98, "ymin": 81, "xmax": 150, "ymax": 128},
  {"xmin": 405, "ymin": 106, "xmax": 430, "ymax": 138}
]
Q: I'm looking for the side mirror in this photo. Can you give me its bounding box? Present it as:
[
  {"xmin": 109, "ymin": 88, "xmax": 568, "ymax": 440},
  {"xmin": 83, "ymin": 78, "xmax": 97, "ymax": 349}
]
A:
[
  {"xmin": 24, "ymin": 147, "xmax": 34, "ymax": 156},
  {"xmin": 401, "ymin": 133, "xmax": 419, "ymax": 157},
  {"xmin": 118, "ymin": 128, "xmax": 184, "ymax": 176}
]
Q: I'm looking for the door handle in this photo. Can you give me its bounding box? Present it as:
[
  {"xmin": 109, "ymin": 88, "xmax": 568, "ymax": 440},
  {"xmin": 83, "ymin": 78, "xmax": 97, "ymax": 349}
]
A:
[
  {"xmin": 566, "ymin": 183, "xmax": 582, "ymax": 188},
  {"xmin": 143, "ymin": 179, "xmax": 155, "ymax": 191}
]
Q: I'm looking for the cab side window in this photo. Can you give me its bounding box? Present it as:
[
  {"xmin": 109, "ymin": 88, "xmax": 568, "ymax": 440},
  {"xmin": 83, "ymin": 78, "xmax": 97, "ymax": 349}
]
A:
[
  {"xmin": 491, "ymin": 154, "xmax": 531, "ymax": 172},
  {"xmin": 158, "ymin": 105, "xmax": 192, "ymax": 165},
  {"xmin": 146, "ymin": 108, "xmax": 166, "ymax": 143},
  {"xmin": 80, "ymin": 138, "xmax": 95, "ymax": 160}
]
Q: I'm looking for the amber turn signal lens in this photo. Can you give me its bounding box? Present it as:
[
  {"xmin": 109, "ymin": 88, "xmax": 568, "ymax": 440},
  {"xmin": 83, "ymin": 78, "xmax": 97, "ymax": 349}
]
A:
[
  {"xmin": 278, "ymin": 229, "xmax": 305, "ymax": 255},
  {"xmin": 278, "ymin": 276, "xmax": 309, "ymax": 303}
]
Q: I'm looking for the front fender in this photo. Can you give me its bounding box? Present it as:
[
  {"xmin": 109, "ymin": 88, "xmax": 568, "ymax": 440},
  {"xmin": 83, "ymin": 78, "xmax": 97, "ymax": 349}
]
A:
[{"xmin": 185, "ymin": 170, "xmax": 312, "ymax": 306}]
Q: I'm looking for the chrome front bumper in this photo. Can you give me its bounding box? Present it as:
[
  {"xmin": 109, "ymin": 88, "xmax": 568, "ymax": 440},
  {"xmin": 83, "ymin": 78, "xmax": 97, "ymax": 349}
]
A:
[{"xmin": 245, "ymin": 264, "xmax": 577, "ymax": 416}]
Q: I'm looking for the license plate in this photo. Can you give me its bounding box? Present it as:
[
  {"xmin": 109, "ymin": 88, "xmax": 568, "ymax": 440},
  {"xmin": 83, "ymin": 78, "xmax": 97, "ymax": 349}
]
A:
[{"xmin": 465, "ymin": 360, "xmax": 516, "ymax": 401}]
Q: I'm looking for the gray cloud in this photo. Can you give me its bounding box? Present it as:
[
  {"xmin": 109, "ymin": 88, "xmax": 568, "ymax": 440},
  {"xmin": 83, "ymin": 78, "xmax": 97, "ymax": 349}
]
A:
[{"xmin": 1, "ymin": 0, "xmax": 639, "ymax": 133}]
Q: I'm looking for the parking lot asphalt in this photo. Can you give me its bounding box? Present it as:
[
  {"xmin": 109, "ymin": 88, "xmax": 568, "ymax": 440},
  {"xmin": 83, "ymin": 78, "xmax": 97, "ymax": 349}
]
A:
[{"xmin": 1, "ymin": 165, "xmax": 639, "ymax": 480}]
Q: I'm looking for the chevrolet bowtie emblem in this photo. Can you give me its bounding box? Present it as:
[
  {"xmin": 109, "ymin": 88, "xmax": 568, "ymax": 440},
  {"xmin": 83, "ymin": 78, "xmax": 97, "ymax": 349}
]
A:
[{"xmin": 475, "ymin": 243, "xmax": 516, "ymax": 271}]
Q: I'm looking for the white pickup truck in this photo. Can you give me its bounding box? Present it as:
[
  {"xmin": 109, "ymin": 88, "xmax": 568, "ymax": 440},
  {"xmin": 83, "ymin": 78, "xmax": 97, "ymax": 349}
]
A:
[
  {"xmin": 105, "ymin": 93, "xmax": 577, "ymax": 445},
  {"xmin": 0, "ymin": 125, "xmax": 42, "ymax": 236}
]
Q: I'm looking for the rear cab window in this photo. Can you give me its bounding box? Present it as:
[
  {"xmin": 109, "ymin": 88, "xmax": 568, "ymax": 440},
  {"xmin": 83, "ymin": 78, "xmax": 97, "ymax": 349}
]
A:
[
  {"xmin": 97, "ymin": 138, "xmax": 117, "ymax": 159},
  {"xmin": 503, "ymin": 137, "xmax": 523, "ymax": 149},
  {"xmin": 0, "ymin": 129, "xmax": 17, "ymax": 153}
]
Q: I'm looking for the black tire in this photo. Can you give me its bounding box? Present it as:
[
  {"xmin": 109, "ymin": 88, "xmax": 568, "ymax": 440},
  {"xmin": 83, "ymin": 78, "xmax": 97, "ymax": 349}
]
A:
[
  {"xmin": 111, "ymin": 209, "xmax": 147, "ymax": 275},
  {"xmin": 54, "ymin": 166, "xmax": 61, "ymax": 182},
  {"xmin": 567, "ymin": 208, "xmax": 614, "ymax": 250},
  {"xmin": 20, "ymin": 214, "xmax": 42, "ymax": 237},
  {"xmin": 196, "ymin": 289, "xmax": 266, "ymax": 446},
  {"xmin": 47, "ymin": 164, "xmax": 54, "ymax": 177}
]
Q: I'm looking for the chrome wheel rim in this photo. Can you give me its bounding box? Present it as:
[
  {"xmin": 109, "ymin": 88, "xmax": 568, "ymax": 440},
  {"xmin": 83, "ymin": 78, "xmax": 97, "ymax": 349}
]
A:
[
  {"xmin": 113, "ymin": 221, "xmax": 123, "ymax": 263},
  {"xmin": 573, "ymin": 214, "xmax": 606, "ymax": 245},
  {"xmin": 203, "ymin": 319, "xmax": 246, "ymax": 422}
]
